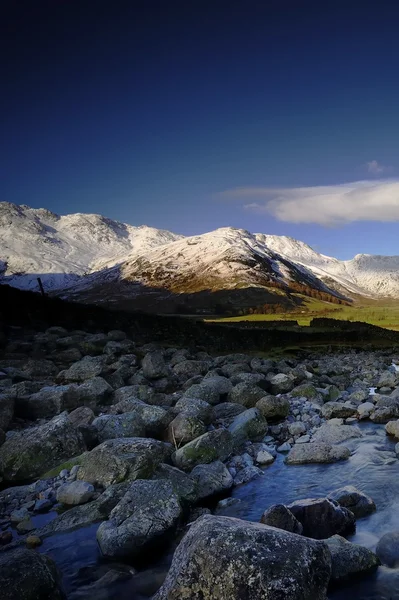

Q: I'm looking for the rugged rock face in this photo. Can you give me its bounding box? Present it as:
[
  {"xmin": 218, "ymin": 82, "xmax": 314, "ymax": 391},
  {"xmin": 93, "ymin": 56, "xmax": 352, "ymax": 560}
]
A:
[
  {"xmin": 154, "ymin": 514, "xmax": 332, "ymax": 600},
  {"xmin": 96, "ymin": 480, "xmax": 182, "ymax": 559},
  {"xmin": 0, "ymin": 547, "xmax": 65, "ymax": 599}
]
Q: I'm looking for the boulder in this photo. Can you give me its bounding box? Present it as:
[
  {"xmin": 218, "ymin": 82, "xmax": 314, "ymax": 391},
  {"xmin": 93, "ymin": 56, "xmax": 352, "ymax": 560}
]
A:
[
  {"xmin": 191, "ymin": 460, "xmax": 233, "ymax": 500},
  {"xmin": 16, "ymin": 385, "xmax": 78, "ymax": 420},
  {"xmin": 212, "ymin": 402, "xmax": 246, "ymax": 427},
  {"xmin": 57, "ymin": 356, "xmax": 107, "ymax": 382},
  {"xmin": 228, "ymin": 408, "xmax": 268, "ymax": 447},
  {"xmin": 77, "ymin": 437, "xmax": 171, "ymax": 487},
  {"xmin": 228, "ymin": 383, "xmax": 267, "ymax": 408},
  {"xmin": 376, "ymin": 531, "xmax": 399, "ymax": 567},
  {"xmin": 56, "ymin": 481, "xmax": 95, "ymax": 505},
  {"xmin": 201, "ymin": 374, "xmax": 233, "ymax": 395},
  {"xmin": 152, "ymin": 464, "xmax": 198, "ymax": 505},
  {"xmin": 110, "ymin": 399, "xmax": 170, "ymax": 437},
  {"xmin": 256, "ymin": 395, "xmax": 290, "ymax": 420},
  {"xmin": 68, "ymin": 406, "xmax": 95, "ymax": 427},
  {"xmin": 385, "ymin": 420, "xmax": 399, "ymax": 439},
  {"xmin": 268, "ymin": 373, "xmax": 296, "ymax": 394},
  {"xmin": 97, "ymin": 479, "xmax": 181, "ymax": 559},
  {"xmin": 174, "ymin": 397, "xmax": 214, "ymax": 424},
  {"xmin": 173, "ymin": 429, "xmax": 233, "ymax": 471},
  {"xmin": 92, "ymin": 413, "xmax": 146, "ymax": 443},
  {"xmin": 312, "ymin": 423, "xmax": 362, "ymax": 445},
  {"xmin": 154, "ymin": 515, "xmax": 331, "ymax": 600},
  {"xmin": 73, "ymin": 377, "xmax": 113, "ymax": 409},
  {"xmin": 173, "ymin": 360, "xmax": 210, "ymax": 381},
  {"xmin": 286, "ymin": 443, "xmax": 350, "ymax": 465},
  {"xmin": 182, "ymin": 383, "xmax": 220, "ymax": 406},
  {"xmin": 167, "ymin": 412, "xmax": 207, "ymax": 445},
  {"xmin": 0, "ymin": 413, "xmax": 86, "ymax": 482},
  {"xmin": 0, "ymin": 547, "xmax": 65, "ymax": 599},
  {"xmin": 326, "ymin": 535, "xmax": 380, "ymax": 583},
  {"xmin": 328, "ymin": 486, "xmax": 376, "ymax": 518},
  {"xmin": 141, "ymin": 352, "xmax": 169, "ymax": 380},
  {"xmin": 287, "ymin": 497, "xmax": 356, "ymax": 539},
  {"xmin": 377, "ymin": 370, "xmax": 397, "ymax": 388},
  {"xmin": 233, "ymin": 465, "xmax": 263, "ymax": 486},
  {"xmin": 0, "ymin": 394, "xmax": 14, "ymax": 431},
  {"xmin": 290, "ymin": 383, "xmax": 320, "ymax": 399},
  {"xmin": 321, "ymin": 402, "xmax": 357, "ymax": 420},
  {"xmin": 260, "ymin": 504, "xmax": 303, "ymax": 534}
]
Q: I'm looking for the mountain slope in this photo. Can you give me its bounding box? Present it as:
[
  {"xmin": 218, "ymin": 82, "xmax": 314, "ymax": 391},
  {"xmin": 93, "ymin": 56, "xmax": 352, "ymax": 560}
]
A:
[
  {"xmin": 0, "ymin": 202, "xmax": 182, "ymax": 290},
  {"xmin": 263, "ymin": 235, "xmax": 399, "ymax": 298}
]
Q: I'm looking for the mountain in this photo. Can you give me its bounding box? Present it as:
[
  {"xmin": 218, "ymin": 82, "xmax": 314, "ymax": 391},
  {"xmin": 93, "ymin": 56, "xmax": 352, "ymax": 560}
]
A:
[
  {"xmin": 263, "ymin": 235, "xmax": 399, "ymax": 298},
  {"xmin": 0, "ymin": 202, "xmax": 182, "ymax": 290},
  {"xmin": 2, "ymin": 201, "xmax": 399, "ymax": 314}
]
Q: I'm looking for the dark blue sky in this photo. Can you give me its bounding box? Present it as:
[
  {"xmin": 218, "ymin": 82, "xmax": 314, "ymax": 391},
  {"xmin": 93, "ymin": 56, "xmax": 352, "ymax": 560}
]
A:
[{"xmin": 2, "ymin": 0, "xmax": 399, "ymax": 259}]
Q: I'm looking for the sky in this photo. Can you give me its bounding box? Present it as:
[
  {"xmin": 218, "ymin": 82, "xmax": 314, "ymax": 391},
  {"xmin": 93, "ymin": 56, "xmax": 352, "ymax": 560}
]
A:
[{"xmin": 2, "ymin": 0, "xmax": 399, "ymax": 259}]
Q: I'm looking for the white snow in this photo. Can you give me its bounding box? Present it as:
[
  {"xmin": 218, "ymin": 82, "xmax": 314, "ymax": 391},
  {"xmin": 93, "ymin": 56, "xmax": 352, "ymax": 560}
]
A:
[{"xmin": 2, "ymin": 201, "xmax": 399, "ymax": 299}]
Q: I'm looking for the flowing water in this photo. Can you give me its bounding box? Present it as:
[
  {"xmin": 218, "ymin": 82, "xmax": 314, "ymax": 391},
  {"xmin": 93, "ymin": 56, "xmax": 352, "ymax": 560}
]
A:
[{"xmin": 35, "ymin": 422, "xmax": 399, "ymax": 599}]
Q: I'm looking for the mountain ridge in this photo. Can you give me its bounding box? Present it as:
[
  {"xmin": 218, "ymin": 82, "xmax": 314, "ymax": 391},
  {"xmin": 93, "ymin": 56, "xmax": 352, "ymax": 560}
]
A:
[{"xmin": 1, "ymin": 201, "xmax": 398, "ymax": 305}]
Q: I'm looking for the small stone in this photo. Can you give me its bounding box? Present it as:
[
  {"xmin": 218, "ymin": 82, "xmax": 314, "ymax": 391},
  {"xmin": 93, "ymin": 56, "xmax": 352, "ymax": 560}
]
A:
[
  {"xmin": 296, "ymin": 435, "xmax": 310, "ymax": 444},
  {"xmin": 16, "ymin": 518, "xmax": 34, "ymax": 533},
  {"xmin": 26, "ymin": 535, "xmax": 42, "ymax": 548},
  {"xmin": 0, "ymin": 531, "xmax": 12, "ymax": 545},
  {"xmin": 255, "ymin": 450, "xmax": 275, "ymax": 465},
  {"xmin": 277, "ymin": 442, "xmax": 291, "ymax": 453},
  {"xmin": 34, "ymin": 498, "xmax": 53, "ymax": 512},
  {"xmin": 56, "ymin": 481, "xmax": 95, "ymax": 506},
  {"xmin": 59, "ymin": 469, "xmax": 69, "ymax": 478}
]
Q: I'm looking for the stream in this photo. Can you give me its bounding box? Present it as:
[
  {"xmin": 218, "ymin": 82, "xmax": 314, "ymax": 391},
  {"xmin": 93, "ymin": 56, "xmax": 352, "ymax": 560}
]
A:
[{"xmin": 36, "ymin": 422, "xmax": 399, "ymax": 599}]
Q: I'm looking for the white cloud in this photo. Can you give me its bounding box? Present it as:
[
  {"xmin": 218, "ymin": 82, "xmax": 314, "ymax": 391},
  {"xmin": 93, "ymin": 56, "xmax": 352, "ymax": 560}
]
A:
[
  {"xmin": 367, "ymin": 160, "xmax": 387, "ymax": 175},
  {"xmin": 221, "ymin": 180, "xmax": 399, "ymax": 225}
]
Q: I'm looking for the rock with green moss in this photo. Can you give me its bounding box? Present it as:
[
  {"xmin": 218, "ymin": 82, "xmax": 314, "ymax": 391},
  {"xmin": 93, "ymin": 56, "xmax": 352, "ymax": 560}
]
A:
[
  {"xmin": 228, "ymin": 383, "xmax": 267, "ymax": 408},
  {"xmin": 96, "ymin": 479, "xmax": 182, "ymax": 559},
  {"xmin": 172, "ymin": 429, "xmax": 233, "ymax": 471},
  {"xmin": 77, "ymin": 437, "xmax": 172, "ymax": 487},
  {"xmin": 92, "ymin": 413, "xmax": 146, "ymax": 443},
  {"xmin": 290, "ymin": 383, "xmax": 320, "ymax": 400},
  {"xmin": 0, "ymin": 413, "xmax": 86, "ymax": 483},
  {"xmin": 256, "ymin": 395, "xmax": 290, "ymax": 420},
  {"xmin": 167, "ymin": 412, "xmax": 207, "ymax": 445}
]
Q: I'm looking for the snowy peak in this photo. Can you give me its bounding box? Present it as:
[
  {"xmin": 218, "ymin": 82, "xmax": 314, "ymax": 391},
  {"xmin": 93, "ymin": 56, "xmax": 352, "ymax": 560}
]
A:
[{"xmin": 0, "ymin": 202, "xmax": 182, "ymax": 290}]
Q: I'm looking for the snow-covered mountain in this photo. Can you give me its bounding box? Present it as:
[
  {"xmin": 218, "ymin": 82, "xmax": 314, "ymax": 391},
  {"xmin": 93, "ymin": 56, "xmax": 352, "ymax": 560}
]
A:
[
  {"xmin": 0, "ymin": 202, "xmax": 182, "ymax": 290},
  {"xmin": 2, "ymin": 201, "xmax": 399, "ymax": 305}
]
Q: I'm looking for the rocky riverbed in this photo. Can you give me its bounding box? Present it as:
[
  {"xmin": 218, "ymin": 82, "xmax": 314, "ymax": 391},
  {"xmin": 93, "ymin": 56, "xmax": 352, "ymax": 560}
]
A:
[{"xmin": 2, "ymin": 325, "xmax": 399, "ymax": 598}]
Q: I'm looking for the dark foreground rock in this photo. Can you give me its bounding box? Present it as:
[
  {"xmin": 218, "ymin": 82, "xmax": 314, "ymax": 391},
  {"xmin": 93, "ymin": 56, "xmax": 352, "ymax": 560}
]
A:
[
  {"xmin": 287, "ymin": 497, "xmax": 356, "ymax": 539},
  {"xmin": 326, "ymin": 535, "xmax": 380, "ymax": 583},
  {"xmin": 154, "ymin": 514, "xmax": 331, "ymax": 600},
  {"xmin": 0, "ymin": 547, "xmax": 65, "ymax": 599},
  {"xmin": 376, "ymin": 531, "xmax": 399, "ymax": 567}
]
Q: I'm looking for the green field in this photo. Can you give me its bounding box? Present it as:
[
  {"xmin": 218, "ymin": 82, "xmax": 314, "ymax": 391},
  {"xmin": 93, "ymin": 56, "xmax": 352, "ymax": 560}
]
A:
[{"xmin": 206, "ymin": 296, "xmax": 399, "ymax": 331}]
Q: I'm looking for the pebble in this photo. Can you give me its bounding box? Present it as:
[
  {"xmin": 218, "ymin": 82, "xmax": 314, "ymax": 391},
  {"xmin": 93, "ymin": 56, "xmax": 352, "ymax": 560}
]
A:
[{"xmin": 26, "ymin": 535, "xmax": 42, "ymax": 548}]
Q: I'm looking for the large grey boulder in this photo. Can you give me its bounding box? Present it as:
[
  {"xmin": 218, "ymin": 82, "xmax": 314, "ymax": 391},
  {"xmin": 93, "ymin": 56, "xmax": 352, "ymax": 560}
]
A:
[
  {"xmin": 57, "ymin": 356, "xmax": 107, "ymax": 382},
  {"xmin": 376, "ymin": 531, "xmax": 399, "ymax": 567},
  {"xmin": 0, "ymin": 394, "xmax": 14, "ymax": 431},
  {"xmin": 321, "ymin": 403, "xmax": 357, "ymax": 420},
  {"xmin": 167, "ymin": 412, "xmax": 206, "ymax": 445},
  {"xmin": 174, "ymin": 397, "xmax": 214, "ymax": 424},
  {"xmin": 202, "ymin": 374, "xmax": 233, "ymax": 395},
  {"xmin": 183, "ymin": 383, "xmax": 220, "ymax": 406},
  {"xmin": 328, "ymin": 485, "xmax": 376, "ymax": 518},
  {"xmin": 152, "ymin": 464, "xmax": 198, "ymax": 505},
  {"xmin": 287, "ymin": 497, "xmax": 356, "ymax": 539},
  {"xmin": 109, "ymin": 398, "xmax": 170, "ymax": 437},
  {"xmin": 173, "ymin": 360, "xmax": 210, "ymax": 381},
  {"xmin": 268, "ymin": 373, "xmax": 296, "ymax": 394},
  {"xmin": 0, "ymin": 547, "xmax": 65, "ymax": 599},
  {"xmin": 285, "ymin": 443, "xmax": 350, "ymax": 466},
  {"xmin": 212, "ymin": 402, "xmax": 246, "ymax": 427},
  {"xmin": 256, "ymin": 395, "xmax": 290, "ymax": 420},
  {"xmin": 92, "ymin": 413, "xmax": 146, "ymax": 443},
  {"xmin": 16, "ymin": 385, "xmax": 78, "ymax": 419},
  {"xmin": 97, "ymin": 479, "xmax": 181, "ymax": 559},
  {"xmin": 326, "ymin": 535, "xmax": 380, "ymax": 583},
  {"xmin": 312, "ymin": 423, "xmax": 362, "ymax": 445},
  {"xmin": 228, "ymin": 408, "xmax": 268, "ymax": 447},
  {"xmin": 172, "ymin": 429, "xmax": 233, "ymax": 471},
  {"xmin": 228, "ymin": 383, "xmax": 267, "ymax": 408},
  {"xmin": 56, "ymin": 481, "xmax": 95, "ymax": 505},
  {"xmin": 141, "ymin": 352, "xmax": 169, "ymax": 379},
  {"xmin": 260, "ymin": 504, "xmax": 303, "ymax": 534},
  {"xmin": 385, "ymin": 420, "xmax": 399, "ymax": 439},
  {"xmin": 377, "ymin": 370, "xmax": 397, "ymax": 388},
  {"xmin": 191, "ymin": 460, "xmax": 233, "ymax": 500},
  {"xmin": 77, "ymin": 437, "xmax": 171, "ymax": 487},
  {"xmin": 154, "ymin": 515, "xmax": 331, "ymax": 600},
  {"xmin": 0, "ymin": 413, "xmax": 86, "ymax": 482},
  {"xmin": 73, "ymin": 377, "xmax": 113, "ymax": 409}
]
